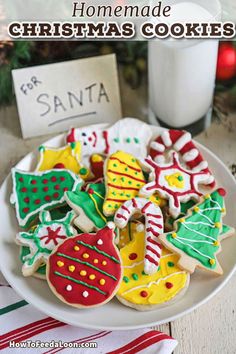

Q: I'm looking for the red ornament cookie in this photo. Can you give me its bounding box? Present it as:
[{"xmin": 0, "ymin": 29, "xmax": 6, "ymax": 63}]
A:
[{"xmin": 47, "ymin": 223, "xmax": 122, "ymax": 308}]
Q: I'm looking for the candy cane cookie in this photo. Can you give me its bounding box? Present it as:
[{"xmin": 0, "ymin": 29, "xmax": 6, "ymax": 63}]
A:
[
  {"xmin": 149, "ymin": 129, "xmax": 215, "ymax": 188},
  {"xmin": 114, "ymin": 197, "xmax": 163, "ymax": 275}
]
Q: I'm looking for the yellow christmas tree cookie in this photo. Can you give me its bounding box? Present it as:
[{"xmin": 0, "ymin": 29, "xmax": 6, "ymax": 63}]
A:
[
  {"xmin": 36, "ymin": 142, "xmax": 90, "ymax": 179},
  {"xmin": 103, "ymin": 151, "xmax": 146, "ymax": 216},
  {"xmin": 116, "ymin": 225, "xmax": 190, "ymax": 311}
]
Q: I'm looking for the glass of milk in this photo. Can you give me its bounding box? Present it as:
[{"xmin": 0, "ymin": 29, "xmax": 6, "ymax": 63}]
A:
[{"xmin": 148, "ymin": 0, "xmax": 221, "ymax": 135}]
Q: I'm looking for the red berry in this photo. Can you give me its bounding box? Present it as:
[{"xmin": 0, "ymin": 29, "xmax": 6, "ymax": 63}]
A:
[
  {"xmin": 63, "ymin": 187, "xmax": 68, "ymax": 192},
  {"xmin": 54, "ymin": 185, "xmax": 60, "ymax": 190},
  {"xmin": 60, "ymin": 177, "xmax": 65, "ymax": 181},
  {"xmin": 24, "ymin": 197, "xmax": 30, "ymax": 203},
  {"xmin": 51, "ymin": 176, "xmax": 57, "ymax": 182},
  {"xmin": 34, "ymin": 199, "xmax": 41, "ymax": 205},
  {"xmin": 129, "ymin": 253, "xmax": 138, "ymax": 260},
  {"xmin": 21, "ymin": 187, "xmax": 27, "ymax": 192},
  {"xmin": 32, "ymin": 188, "xmax": 38, "ymax": 193},
  {"xmin": 45, "ymin": 195, "xmax": 51, "ymax": 202},
  {"xmin": 165, "ymin": 282, "xmax": 173, "ymax": 289},
  {"xmin": 53, "ymin": 163, "xmax": 65, "ymax": 169},
  {"xmin": 23, "ymin": 207, "xmax": 29, "ymax": 213},
  {"xmin": 31, "ymin": 180, "xmax": 37, "ymax": 185},
  {"xmin": 19, "ymin": 177, "xmax": 24, "ymax": 182},
  {"xmin": 53, "ymin": 192, "xmax": 59, "ymax": 198},
  {"xmin": 43, "ymin": 186, "xmax": 49, "ymax": 192},
  {"xmin": 140, "ymin": 291, "xmax": 148, "ymax": 297},
  {"xmin": 217, "ymin": 188, "xmax": 226, "ymax": 197},
  {"xmin": 216, "ymin": 43, "xmax": 236, "ymax": 81},
  {"xmin": 88, "ymin": 188, "xmax": 94, "ymax": 194},
  {"xmin": 43, "ymin": 179, "xmax": 48, "ymax": 184}
]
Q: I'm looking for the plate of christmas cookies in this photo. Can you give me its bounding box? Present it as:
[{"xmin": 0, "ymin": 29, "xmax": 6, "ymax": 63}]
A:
[{"xmin": 0, "ymin": 118, "xmax": 236, "ymax": 329}]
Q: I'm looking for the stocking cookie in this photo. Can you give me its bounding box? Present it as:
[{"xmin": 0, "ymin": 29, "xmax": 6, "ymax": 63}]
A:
[
  {"xmin": 65, "ymin": 183, "xmax": 108, "ymax": 232},
  {"xmin": 159, "ymin": 189, "xmax": 230, "ymax": 275},
  {"xmin": 47, "ymin": 223, "xmax": 122, "ymax": 308},
  {"xmin": 16, "ymin": 211, "xmax": 75, "ymax": 276},
  {"xmin": 36, "ymin": 142, "xmax": 90, "ymax": 180},
  {"xmin": 150, "ymin": 129, "xmax": 215, "ymax": 187},
  {"xmin": 140, "ymin": 151, "xmax": 213, "ymax": 218},
  {"xmin": 11, "ymin": 168, "xmax": 82, "ymax": 228},
  {"xmin": 115, "ymin": 197, "xmax": 164, "ymax": 275},
  {"xmin": 103, "ymin": 151, "xmax": 146, "ymax": 216},
  {"xmin": 116, "ymin": 225, "xmax": 190, "ymax": 311}
]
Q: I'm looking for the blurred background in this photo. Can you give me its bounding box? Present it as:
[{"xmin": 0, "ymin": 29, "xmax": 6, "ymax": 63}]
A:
[{"xmin": 0, "ymin": 40, "xmax": 236, "ymax": 123}]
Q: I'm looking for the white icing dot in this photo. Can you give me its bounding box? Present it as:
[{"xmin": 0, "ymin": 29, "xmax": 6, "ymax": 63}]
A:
[
  {"xmin": 82, "ymin": 291, "xmax": 89, "ymax": 298},
  {"xmin": 66, "ymin": 285, "xmax": 72, "ymax": 291},
  {"xmin": 97, "ymin": 239, "xmax": 103, "ymax": 245},
  {"xmin": 107, "ymin": 221, "xmax": 115, "ymax": 230},
  {"xmin": 136, "ymin": 224, "xmax": 145, "ymax": 232}
]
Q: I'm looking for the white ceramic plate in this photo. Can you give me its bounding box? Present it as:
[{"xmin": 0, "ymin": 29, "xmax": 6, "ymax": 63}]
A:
[{"xmin": 1, "ymin": 123, "xmax": 236, "ymax": 330}]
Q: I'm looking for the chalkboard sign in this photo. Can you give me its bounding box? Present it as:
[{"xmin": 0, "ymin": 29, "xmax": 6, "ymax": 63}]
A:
[{"xmin": 12, "ymin": 54, "xmax": 122, "ymax": 138}]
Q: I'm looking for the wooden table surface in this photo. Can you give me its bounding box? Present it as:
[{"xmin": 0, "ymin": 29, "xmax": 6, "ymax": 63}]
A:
[{"xmin": 0, "ymin": 74, "xmax": 236, "ymax": 354}]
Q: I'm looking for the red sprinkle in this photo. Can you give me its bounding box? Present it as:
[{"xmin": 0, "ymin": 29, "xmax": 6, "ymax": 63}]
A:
[
  {"xmin": 54, "ymin": 185, "xmax": 60, "ymax": 190},
  {"xmin": 43, "ymin": 186, "xmax": 49, "ymax": 192},
  {"xmin": 217, "ymin": 188, "xmax": 226, "ymax": 197},
  {"xmin": 88, "ymin": 188, "xmax": 94, "ymax": 194},
  {"xmin": 63, "ymin": 187, "xmax": 68, "ymax": 192},
  {"xmin": 21, "ymin": 187, "xmax": 27, "ymax": 193},
  {"xmin": 35, "ymin": 199, "xmax": 41, "ymax": 205},
  {"xmin": 31, "ymin": 180, "xmax": 37, "ymax": 185},
  {"xmin": 43, "ymin": 179, "xmax": 48, "ymax": 184},
  {"xmin": 54, "ymin": 163, "xmax": 65, "ymax": 169},
  {"xmin": 165, "ymin": 282, "xmax": 173, "ymax": 289},
  {"xmin": 19, "ymin": 177, "xmax": 24, "ymax": 182},
  {"xmin": 129, "ymin": 253, "xmax": 138, "ymax": 260},
  {"xmin": 140, "ymin": 291, "xmax": 148, "ymax": 298},
  {"xmin": 32, "ymin": 188, "xmax": 38, "ymax": 193},
  {"xmin": 53, "ymin": 192, "xmax": 59, "ymax": 198},
  {"xmin": 51, "ymin": 176, "xmax": 57, "ymax": 182},
  {"xmin": 45, "ymin": 196, "xmax": 51, "ymax": 202},
  {"xmin": 24, "ymin": 197, "xmax": 30, "ymax": 203},
  {"xmin": 60, "ymin": 177, "xmax": 65, "ymax": 181},
  {"xmin": 23, "ymin": 207, "xmax": 29, "ymax": 213}
]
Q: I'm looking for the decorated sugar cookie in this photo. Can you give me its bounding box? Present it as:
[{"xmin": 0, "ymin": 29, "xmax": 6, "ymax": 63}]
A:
[
  {"xmin": 66, "ymin": 118, "xmax": 152, "ymax": 159},
  {"xmin": 103, "ymin": 118, "xmax": 153, "ymax": 158},
  {"xmin": 159, "ymin": 189, "xmax": 230, "ymax": 275},
  {"xmin": 11, "ymin": 168, "xmax": 82, "ymax": 228},
  {"xmin": 140, "ymin": 151, "xmax": 213, "ymax": 218},
  {"xmin": 65, "ymin": 183, "xmax": 108, "ymax": 232},
  {"xmin": 150, "ymin": 129, "xmax": 215, "ymax": 187},
  {"xmin": 103, "ymin": 151, "xmax": 146, "ymax": 216},
  {"xmin": 47, "ymin": 223, "xmax": 122, "ymax": 308},
  {"xmin": 36, "ymin": 142, "xmax": 90, "ymax": 180},
  {"xmin": 20, "ymin": 246, "xmax": 46, "ymax": 280},
  {"xmin": 16, "ymin": 211, "xmax": 75, "ymax": 277},
  {"xmin": 116, "ymin": 225, "xmax": 190, "ymax": 311},
  {"xmin": 115, "ymin": 197, "xmax": 163, "ymax": 275}
]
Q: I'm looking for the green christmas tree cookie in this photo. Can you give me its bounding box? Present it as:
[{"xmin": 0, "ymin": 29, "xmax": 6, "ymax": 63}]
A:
[
  {"xmin": 16, "ymin": 210, "xmax": 76, "ymax": 276},
  {"xmin": 11, "ymin": 168, "xmax": 82, "ymax": 228},
  {"xmin": 159, "ymin": 189, "xmax": 232, "ymax": 275}
]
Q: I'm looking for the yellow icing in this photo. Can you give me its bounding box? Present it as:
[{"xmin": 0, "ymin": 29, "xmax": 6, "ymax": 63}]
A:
[
  {"xmin": 165, "ymin": 172, "xmax": 184, "ymax": 189},
  {"xmin": 74, "ymin": 246, "xmax": 80, "ymax": 251},
  {"xmin": 68, "ymin": 265, "xmax": 75, "ymax": 272},
  {"xmin": 118, "ymin": 221, "xmax": 141, "ymax": 249},
  {"xmin": 149, "ymin": 192, "xmax": 167, "ymax": 208},
  {"xmin": 117, "ymin": 229, "xmax": 189, "ymax": 306},
  {"xmin": 103, "ymin": 151, "xmax": 146, "ymax": 216},
  {"xmin": 37, "ymin": 143, "xmax": 90, "ymax": 179},
  {"xmin": 89, "ymin": 274, "xmax": 96, "ymax": 280},
  {"xmin": 102, "ymin": 260, "xmax": 107, "ymax": 266},
  {"xmin": 100, "ymin": 279, "xmax": 106, "ymax": 285},
  {"xmin": 91, "ymin": 154, "xmax": 103, "ymax": 163},
  {"xmin": 82, "ymin": 253, "xmax": 89, "ymax": 259}
]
